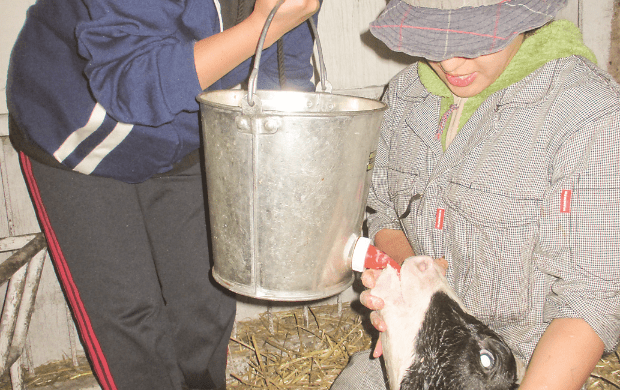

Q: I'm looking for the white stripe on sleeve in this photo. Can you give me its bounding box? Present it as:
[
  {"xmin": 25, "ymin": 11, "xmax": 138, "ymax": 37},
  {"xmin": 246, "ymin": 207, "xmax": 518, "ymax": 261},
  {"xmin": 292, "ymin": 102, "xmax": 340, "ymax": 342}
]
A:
[
  {"xmin": 53, "ymin": 103, "xmax": 107, "ymax": 162},
  {"xmin": 72, "ymin": 122, "xmax": 134, "ymax": 175}
]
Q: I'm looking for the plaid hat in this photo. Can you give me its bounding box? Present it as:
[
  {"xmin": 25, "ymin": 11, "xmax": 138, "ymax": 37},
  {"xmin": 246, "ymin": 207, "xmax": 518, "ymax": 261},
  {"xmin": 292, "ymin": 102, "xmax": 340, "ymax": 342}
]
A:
[{"xmin": 370, "ymin": 0, "xmax": 568, "ymax": 61}]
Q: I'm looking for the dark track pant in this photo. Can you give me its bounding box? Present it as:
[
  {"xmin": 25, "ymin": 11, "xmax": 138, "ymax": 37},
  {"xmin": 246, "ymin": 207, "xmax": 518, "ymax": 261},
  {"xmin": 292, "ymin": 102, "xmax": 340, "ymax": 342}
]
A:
[{"xmin": 20, "ymin": 154, "xmax": 236, "ymax": 390}]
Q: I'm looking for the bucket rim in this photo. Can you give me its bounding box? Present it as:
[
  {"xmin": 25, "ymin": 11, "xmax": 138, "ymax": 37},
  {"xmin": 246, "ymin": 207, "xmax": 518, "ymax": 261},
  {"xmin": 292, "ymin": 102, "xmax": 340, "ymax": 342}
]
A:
[{"xmin": 196, "ymin": 89, "xmax": 388, "ymax": 116}]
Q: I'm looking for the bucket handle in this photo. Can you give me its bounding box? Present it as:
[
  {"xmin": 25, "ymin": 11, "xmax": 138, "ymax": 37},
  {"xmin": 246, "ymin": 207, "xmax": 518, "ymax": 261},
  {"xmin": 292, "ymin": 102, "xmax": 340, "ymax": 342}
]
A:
[{"xmin": 246, "ymin": 0, "xmax": 331, "ymax": 107}]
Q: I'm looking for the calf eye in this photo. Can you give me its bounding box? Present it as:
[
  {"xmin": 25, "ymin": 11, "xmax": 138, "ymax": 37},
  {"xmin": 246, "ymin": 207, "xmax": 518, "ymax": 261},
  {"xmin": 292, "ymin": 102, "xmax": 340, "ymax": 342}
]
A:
[{"xmin": 480, "ymin": 349, "xmax": 495, "ymax": 369}]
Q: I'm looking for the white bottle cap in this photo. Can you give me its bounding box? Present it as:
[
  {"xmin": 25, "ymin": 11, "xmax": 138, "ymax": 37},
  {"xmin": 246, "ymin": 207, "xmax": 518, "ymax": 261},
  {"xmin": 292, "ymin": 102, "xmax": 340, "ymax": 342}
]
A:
[{"xmin": 351, "ymin": 237, "xmax": 372, "ymax": 272}]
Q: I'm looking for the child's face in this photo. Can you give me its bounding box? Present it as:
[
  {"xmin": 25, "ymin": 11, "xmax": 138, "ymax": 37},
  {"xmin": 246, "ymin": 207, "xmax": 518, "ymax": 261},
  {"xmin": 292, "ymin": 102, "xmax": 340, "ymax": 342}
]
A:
[{"xmin": 427, "ymin": 34, "xmax": 524, "ymax": 98}]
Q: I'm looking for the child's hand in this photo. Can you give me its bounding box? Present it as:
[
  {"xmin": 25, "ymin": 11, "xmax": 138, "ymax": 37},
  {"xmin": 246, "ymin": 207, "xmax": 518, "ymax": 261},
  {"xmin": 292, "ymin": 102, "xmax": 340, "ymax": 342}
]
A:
[
  {"xmin": 252, "ymin": 0, "xmax": 320, "ymax": 43},
  {"xmin": 359, "ymin": 269, "xmax": 386, "ymax": 357},
  {"xmin": 360, "ymin": 269, "xmax": 385, "ymax": 311},
  {"xmin": 435, "ymin": 257, "xmax": 448, "ymax": 276}
]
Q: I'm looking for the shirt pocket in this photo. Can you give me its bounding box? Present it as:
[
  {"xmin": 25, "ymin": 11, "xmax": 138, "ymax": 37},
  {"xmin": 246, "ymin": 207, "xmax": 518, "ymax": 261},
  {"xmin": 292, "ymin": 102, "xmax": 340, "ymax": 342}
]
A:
[
  {"xmin": 387, "ymin": 169, "xmax": 423, "ymax": 220},
  {"xmin": 444, "ymin": 182, "xmax": 542, "ymax": 324}
]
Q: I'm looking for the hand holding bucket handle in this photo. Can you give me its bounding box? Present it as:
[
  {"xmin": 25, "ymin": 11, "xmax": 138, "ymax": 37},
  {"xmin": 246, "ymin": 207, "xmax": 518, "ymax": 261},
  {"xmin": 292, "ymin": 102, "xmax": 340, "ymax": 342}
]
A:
[{"xmin": 247, "ymin": 0, "xmax": 330, "ymax": 107}]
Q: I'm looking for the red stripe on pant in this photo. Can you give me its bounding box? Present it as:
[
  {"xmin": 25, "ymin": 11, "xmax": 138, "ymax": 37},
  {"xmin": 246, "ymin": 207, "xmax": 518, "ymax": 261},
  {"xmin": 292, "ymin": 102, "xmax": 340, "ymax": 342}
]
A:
[{"xmin": 19, "ymin": 152, "xmax": 117, "ymax": 390}]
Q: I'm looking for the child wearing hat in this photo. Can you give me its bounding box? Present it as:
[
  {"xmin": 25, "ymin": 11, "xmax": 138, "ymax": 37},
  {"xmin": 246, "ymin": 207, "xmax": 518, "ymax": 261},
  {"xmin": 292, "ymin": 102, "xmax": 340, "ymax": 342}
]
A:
[{"xmin": 333, "ymin": 0, "xmax": 620, "ymax": 389}]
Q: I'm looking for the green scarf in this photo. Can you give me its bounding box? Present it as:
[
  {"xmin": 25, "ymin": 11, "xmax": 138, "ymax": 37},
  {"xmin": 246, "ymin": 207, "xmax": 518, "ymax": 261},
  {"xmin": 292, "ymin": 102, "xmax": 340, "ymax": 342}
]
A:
[{"xmin": 418, "ymin": 20, "xmax": 597, "ymax": 150}]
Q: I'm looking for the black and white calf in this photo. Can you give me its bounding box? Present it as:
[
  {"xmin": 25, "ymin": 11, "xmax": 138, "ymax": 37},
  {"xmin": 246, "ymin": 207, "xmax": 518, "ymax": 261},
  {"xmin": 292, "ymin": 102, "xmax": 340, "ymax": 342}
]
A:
[{"xmin": 371, "ymin": 256, "xmax": 520, "ymax": 390}]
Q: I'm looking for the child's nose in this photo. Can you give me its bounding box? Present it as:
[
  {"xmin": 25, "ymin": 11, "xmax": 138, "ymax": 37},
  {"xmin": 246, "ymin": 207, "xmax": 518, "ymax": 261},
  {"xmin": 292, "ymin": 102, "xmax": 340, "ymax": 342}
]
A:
[{"xmin": 439, "ymin": 57, "xmax": 467, "ymax": 73}]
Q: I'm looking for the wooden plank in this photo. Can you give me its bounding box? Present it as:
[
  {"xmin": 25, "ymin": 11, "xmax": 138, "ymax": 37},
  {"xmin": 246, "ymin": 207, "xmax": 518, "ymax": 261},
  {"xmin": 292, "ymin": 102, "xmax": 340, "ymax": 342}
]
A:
[
  {"xmin": 0, "ymin": 113, "xmax": 7, "ymax": 138},
  {"xmin": 0, "ymin": 132, "xmax": 9, "ymax": 238},
  {"xmin": 28, "ymin": 257, "xmax": 80, "ymax": 368},
  {"xmin": 0, "ymin": 135, "xmax": 74, "ymax": 368},
  {"xmin": 580, "ymin": 0, "xmax": 615, "ymax": 71},
  {"xmin": 0, "ymin": 233, "xmax": 44, "ymax": 289},
  {"xmin": 1, "ymin": 136, "xmax": 39, "ymax": 237},
  {"xmin": 609, "ymin": 1, "xmax": 620, "ymax": 82},
  {"xmin": 0, "ymin": 234, "xmax": 40, "ymax": 253},
  {"xmin": 557, "ymin": 0, "xmax": 580, "ymax": 26}
]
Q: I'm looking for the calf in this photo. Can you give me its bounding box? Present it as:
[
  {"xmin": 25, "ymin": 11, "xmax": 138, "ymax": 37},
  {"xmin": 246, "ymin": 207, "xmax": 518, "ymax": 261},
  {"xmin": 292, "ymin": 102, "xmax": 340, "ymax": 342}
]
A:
[{"xmin": 371, "ymin": 256, "xmax": 520, "ymax": 390}]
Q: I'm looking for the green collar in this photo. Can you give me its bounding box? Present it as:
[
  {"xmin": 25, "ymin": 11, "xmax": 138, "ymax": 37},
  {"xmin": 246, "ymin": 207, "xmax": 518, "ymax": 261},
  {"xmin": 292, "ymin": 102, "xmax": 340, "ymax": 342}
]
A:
[{"xmin": 418, "ymin": 20, "xmax": 597, "ymax": 149}]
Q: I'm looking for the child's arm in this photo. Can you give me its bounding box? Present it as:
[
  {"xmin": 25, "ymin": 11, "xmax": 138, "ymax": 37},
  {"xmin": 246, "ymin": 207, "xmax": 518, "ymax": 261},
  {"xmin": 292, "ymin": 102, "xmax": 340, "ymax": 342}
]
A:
[
  {"xmin": 518, "ymin": 318, "xmax": 604, "ymax": 390},
  {"xmin": 194, "ymin": 0, "xmax": 319, "ymax": 89},
  {"xmin": 374, "ymin": 229, "xmax": 415, "ymax": 265}
]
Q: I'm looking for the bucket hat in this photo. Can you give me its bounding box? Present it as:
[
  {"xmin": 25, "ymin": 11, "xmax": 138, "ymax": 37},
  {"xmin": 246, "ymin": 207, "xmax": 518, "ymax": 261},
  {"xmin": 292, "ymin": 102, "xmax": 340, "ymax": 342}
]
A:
[{"xmin": 370, "ymin": 0, "xmax": 568, "ymax": 61}]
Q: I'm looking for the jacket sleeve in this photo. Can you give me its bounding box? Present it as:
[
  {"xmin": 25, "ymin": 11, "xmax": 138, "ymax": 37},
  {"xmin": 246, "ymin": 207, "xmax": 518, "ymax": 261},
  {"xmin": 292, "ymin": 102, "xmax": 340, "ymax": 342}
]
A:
[
  {"xmin": 75, "ymin": 0, "xmax": 212, "ymax": 127},
  {"xmin": 76, "ymin": 0, "xmax": 318, "ymax": 128},
  {"xmin": 537, "ymin": 107, "xmax": 620, "ymax": 352}
]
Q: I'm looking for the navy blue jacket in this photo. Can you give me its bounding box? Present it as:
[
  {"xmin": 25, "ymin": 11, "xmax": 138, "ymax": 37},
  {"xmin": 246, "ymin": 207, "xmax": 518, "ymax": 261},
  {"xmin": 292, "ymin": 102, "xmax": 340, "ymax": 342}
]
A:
[{"xmin": 7, "ymin": 0, "xmax": 317, "ymax": 183}]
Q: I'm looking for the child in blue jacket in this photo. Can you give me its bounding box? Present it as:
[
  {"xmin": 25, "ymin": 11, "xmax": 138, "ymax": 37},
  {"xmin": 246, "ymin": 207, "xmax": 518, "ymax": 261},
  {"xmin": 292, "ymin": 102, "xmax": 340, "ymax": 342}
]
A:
[{"xmin": 7, "ymin": 0, "xmax": 319, "ymax": 389}]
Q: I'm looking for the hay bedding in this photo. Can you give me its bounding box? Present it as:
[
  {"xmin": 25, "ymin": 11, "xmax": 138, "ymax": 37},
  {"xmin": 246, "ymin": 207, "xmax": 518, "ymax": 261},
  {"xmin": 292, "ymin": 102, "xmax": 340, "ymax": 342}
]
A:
[
  {"xmin": 0, "ymin": 302, "xmax": 617, "ymax": 389},
  {"xmin": 226, "ymin": 302, "xmax": 620, "ymax": 390},
  {"xmin": 588, "ymin": 352, "xmax": 620, "ymax": 390},
  {"xmin": 226, "ymin": 302, "xmax": 374, "ymax": 389}
]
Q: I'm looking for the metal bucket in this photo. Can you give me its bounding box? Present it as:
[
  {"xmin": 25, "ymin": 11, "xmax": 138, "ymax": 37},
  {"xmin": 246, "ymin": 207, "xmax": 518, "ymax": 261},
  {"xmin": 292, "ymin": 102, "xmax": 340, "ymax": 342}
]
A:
[{"xmin": 197, "ymin": 3, "xmax": 387, "ymax": 301}]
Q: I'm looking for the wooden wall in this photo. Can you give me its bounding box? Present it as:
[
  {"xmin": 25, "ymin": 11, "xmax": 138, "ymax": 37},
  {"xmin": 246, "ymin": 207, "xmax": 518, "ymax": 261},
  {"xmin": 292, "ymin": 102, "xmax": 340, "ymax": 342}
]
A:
[{"xmin": 0, "ymin": 0, "xmax": 615, "ymax": 371}]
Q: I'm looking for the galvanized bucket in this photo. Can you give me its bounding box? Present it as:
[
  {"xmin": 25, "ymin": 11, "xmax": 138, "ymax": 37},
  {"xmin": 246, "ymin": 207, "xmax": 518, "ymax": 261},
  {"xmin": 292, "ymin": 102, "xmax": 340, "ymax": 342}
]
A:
[{"xmin": 197, "ymin": 3, "xmax": 387, "ymax": 301}]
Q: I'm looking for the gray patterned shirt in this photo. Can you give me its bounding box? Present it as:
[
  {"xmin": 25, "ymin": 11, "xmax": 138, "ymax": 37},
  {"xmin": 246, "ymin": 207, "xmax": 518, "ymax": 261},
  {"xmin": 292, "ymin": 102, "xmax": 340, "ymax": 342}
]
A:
[{"xmin": 367, "ymin": 57, "xmax": 620, "ymax": 363}]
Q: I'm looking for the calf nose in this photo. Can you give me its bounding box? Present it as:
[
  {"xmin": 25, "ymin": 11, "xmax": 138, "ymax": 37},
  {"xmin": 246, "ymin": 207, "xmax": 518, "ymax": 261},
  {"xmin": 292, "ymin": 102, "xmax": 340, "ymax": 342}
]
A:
[{"xmin": 410, "ymin": 255, "xmax": 435, "ymax": 273}]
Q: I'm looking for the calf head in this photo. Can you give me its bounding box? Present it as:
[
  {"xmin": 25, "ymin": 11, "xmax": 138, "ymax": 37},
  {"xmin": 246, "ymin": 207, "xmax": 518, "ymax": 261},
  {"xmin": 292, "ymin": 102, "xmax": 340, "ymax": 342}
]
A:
[{"xmin": 371, "ymin": 256, "xmax": 518, "ymax": 390}]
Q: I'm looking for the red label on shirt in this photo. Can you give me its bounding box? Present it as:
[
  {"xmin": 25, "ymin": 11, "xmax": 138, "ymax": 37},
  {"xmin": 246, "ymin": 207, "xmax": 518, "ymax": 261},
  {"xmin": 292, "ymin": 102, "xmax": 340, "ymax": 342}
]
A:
[
  {"xmin": 560, "ymin": 190, "xmax": 572, "ymax": 213},
  {"xmin": 435, "ymin": 208, "xmax": 445, "ymax": 230}
]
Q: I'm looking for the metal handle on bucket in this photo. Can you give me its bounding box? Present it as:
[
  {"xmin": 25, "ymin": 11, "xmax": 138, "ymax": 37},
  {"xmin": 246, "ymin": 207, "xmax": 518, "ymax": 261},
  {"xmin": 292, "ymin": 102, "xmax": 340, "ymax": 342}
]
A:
[
  {"xmin": 246, "ymin": 0, "xmax": 331, "ymax": 108},
  {"xmin": 308, "ymin": 17, "xmax": 331, "ymax": 94}
]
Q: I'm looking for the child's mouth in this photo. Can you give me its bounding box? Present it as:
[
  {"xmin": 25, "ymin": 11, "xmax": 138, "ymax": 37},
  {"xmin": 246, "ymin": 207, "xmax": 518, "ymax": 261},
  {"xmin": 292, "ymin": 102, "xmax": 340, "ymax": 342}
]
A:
[{"xmin": 445, "ymin": 72, "xmax": 477, "ymax": 87}]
